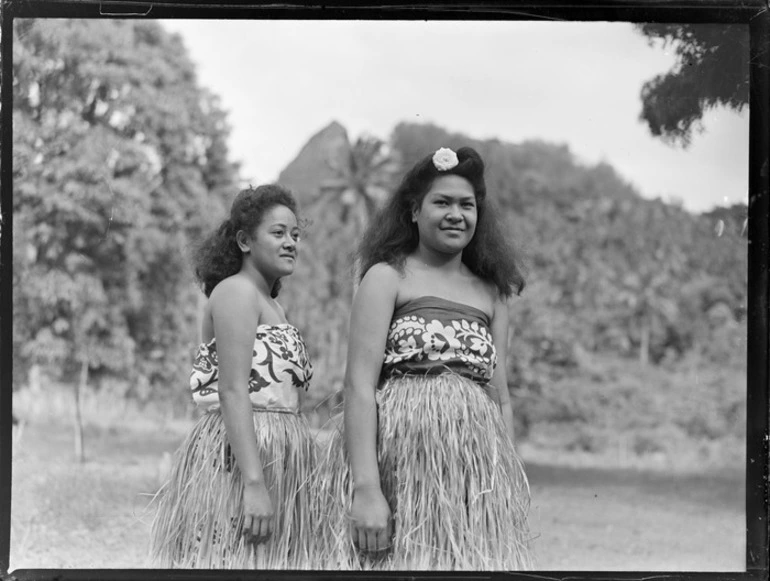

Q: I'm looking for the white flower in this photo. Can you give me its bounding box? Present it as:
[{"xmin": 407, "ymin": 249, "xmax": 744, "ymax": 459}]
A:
[
  {"xmin": 397, "ymin": 335, "xmax": 418, "ymax": 353},
  {"xmin": 422, "ymin": 320, "xmax": 462, "ymax": 360},
  {"xmin": 432, "ymin": 147, "xmax": 459, "ymax": 171},
  {"xmin": 468, "ymin": 336, "xmax": 489, "ymax": 355}
]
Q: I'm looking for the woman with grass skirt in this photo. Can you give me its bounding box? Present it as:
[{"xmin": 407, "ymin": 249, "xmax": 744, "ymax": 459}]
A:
[
  {"xmin": 320, "ymin": 146, "xmax": 533, "ymax": 570},
  {"xmin": 150, "ymin": 185, "xmax": 321, "ymax": 569}
]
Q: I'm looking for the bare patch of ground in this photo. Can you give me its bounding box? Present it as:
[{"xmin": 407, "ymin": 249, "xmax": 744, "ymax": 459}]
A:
[{"xmin": 9, "ymin": 418, "xmax": 744, "ymax": 571}]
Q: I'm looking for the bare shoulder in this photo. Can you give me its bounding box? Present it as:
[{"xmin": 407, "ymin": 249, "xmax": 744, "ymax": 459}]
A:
[
  {"xmin": 209, "ymin": 275, "xmax": 259, "ymax": 311},
  {"xmin": 463, "ymin": 275, "xmax": 500, "ymax": 318},
  {"xmin": 360, "ymin": 262, "xmax": 401, "ymax": 291},
  {"xmin": 485, "ymin": 283, "xmax": 512, "ymax": 320},
  {"xmin": 355, "ymin": 262, "xmax": 401, "ymax": 310}
]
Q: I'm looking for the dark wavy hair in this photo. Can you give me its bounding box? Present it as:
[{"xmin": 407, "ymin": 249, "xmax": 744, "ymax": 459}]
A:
[
  {"xmin": 357, "ymin": 146, "xmax": 526, "ymax": 297},
  {"xmin": 193, "ymin": 184, "xmax": 299, "ymax": 298}
]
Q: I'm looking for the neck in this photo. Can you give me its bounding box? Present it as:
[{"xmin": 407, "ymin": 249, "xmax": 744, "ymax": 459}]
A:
[
  {"xmin": 240, "ymin": 261, "xmax": 276, "ymax": 298},
  {"xmin": 413, "ymin": 245, "xmax": 464, "ymax": 271}
]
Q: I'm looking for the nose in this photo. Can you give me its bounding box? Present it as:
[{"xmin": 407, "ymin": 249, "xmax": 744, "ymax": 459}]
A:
[
  {"xmin": 283, "ymin": 235, "xmax": 296, "ymax": 249},
  {"xmin": 446, "ymin": 205, "xmax": 463, "ymax": 222}
]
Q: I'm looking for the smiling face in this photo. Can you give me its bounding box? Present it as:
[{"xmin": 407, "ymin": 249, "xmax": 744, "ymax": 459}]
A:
[
  {"xmin": 237, "ymin": 204, "xmax": 300, "ymax": 280},
  {"xmin": 412, "ymin": 175, "xmax": 478, "ymax": 255}
]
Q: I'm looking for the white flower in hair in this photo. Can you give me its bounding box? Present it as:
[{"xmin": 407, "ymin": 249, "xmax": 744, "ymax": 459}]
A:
[{"xmin": 432, "ymin": 147, "xmax": 459, "ymax": 171}]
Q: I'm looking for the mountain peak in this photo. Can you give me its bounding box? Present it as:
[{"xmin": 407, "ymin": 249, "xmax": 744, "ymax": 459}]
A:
[{"xmin": 277, "ymin": 122, "xmax": 351, "ymax": 205}]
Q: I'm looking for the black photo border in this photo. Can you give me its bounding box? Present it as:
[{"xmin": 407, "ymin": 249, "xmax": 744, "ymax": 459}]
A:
[{"xmin": 0, "ymin": 1, "xmax": 768, "ymax": 580}]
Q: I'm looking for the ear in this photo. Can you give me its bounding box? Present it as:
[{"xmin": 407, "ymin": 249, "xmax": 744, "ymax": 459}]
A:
[
  {"xmin": 411, "ymin": 203, "xmax": 419, "ymax": 223},
  {"xmin": 235, "ymin": 230, "xmax": 250, "ymax": 253}
]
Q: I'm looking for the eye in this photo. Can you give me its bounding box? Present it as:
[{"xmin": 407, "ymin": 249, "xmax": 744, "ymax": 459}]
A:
[
  {"xmin": 291, "ymin": 231, "xmax": 300, "ymax": 242},
  {"xmin": 462, "ymin": 201, "xmax": 476, "ymax": 209},
  {"xmin": 434, "ymin": 199, "xmax": 447, "ymax": 206}
]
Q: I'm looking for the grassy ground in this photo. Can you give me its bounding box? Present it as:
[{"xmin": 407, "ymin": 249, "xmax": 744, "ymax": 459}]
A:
[{"xmin": 9, "ymin": 411, "xmax": 745, "ymax": 572}]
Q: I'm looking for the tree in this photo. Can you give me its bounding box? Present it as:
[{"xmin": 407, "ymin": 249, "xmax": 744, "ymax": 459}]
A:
[
  {"xmin": 635, "ymin": 23, "xmax": 749, "ymax": 147},
  {"xmin": 319, "ymin": 134, "xmax": 399, "ymax": 233},
  {"xmin": 317, "ymin": 134, "xmax": 400, "ymax": 287},
  {"xmin": 277, "ymin": 132, "xmax": 399, "ymax": 424},
  {"xmin": 12, "ymin": 20, "xmax": 238, "ymax": 457}
]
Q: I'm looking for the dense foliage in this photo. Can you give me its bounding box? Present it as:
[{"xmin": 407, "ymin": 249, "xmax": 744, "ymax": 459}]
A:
[
  {"xmin": 635, "ymin": 23, "xmax": 750, "ymax": 146},
  {"xmin": 281, "ymin": 122, "xmax": 747, "ymax": 436},
  {"xmin": 12, "ymin": 20, "xmax": 238, "ymax": 403},
  {"xmin": 11, "ymin": 21, "xmax": 746, "ymax": 458}
]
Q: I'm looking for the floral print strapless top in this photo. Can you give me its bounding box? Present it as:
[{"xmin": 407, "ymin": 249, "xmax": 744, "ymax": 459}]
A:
[
  {"xmin": 189, "ymin": 323, "xmax": 313, "ymax": 412},
  {"xmin": 382, "ymin": 296, "xmax": 497, "ymax": 383}
]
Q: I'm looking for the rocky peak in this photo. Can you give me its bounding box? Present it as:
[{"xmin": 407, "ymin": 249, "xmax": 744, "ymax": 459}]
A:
[{"xmin": 277, "ymin": 121, "xmax": 351, "ymax": 206}]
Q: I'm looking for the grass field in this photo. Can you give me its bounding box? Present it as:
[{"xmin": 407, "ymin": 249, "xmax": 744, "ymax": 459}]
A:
[{"xmin": 9, "ymin": 410, "xmax": 745, "ymax": 572}]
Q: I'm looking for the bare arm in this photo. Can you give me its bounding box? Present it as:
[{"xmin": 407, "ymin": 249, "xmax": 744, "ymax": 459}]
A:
[
  {"xmin": 490, "ymin": 295, "xmax": 517, "ymax": 443},
  {"xmin": 343, "ymin": 263, "xmax": 398, "ymax": 552},
  {"xmin": 210, "ymin": 279, "xmax": 272, "ymax": 542}
]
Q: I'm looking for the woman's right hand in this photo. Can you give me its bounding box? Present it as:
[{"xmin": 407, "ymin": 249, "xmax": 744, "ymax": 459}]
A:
[
  {"xmin": 350, "ymin": 485, "xmax": 392, "ymax": 553},
  {"xmin": 241, "ymin": 481, "xmax": 274, "ymax": 545}
]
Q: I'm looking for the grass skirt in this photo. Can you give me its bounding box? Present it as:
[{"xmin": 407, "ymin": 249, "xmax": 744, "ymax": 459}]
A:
[
  {"xmin": 149, "ymin": 408, "xmax": 321, "ymax": 569},
  {"xmin": 318, "ymin": 373, "xmax": 533, "ymax": 570}
]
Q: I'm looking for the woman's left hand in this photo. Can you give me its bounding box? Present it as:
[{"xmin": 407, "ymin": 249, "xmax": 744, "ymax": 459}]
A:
[{"xmin": 241, "ymin": 481, "xmax": 274, "ymax": 545}]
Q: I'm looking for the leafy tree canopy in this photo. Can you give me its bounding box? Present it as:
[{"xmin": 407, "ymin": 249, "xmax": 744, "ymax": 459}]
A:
[
  {"xmin": 279, "ymin": 120, "xmax": 746, "ymax": 420},
  {"xmin": 635, "ymin": 23, "xmax": 749, "ymax": 147},
  {"xmin": 12, "ymin": 19, "xmax": 238, "ymax": 400}
]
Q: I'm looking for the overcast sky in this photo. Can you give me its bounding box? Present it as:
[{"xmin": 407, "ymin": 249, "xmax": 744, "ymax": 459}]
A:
[{"xmin": 160, "ymin": 19, "xmax": 749, "ymax": 214}]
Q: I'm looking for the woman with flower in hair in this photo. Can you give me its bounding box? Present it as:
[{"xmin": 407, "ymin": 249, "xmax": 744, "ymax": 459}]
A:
[
  {"xmin": 150, "ymin": 185, "xmax": 321, "ymax": 569},
  {"xmin": 321, "ymin": 146, "xmax": 532, "ymax": 570}
]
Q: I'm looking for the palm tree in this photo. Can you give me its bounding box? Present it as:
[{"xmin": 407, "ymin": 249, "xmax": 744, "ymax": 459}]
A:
[
  {"xmin": 290, "ymin": 134, "xmax": 401, "ymax": 425},
  {"xmin": 317, "ymin": 133, "xmax": 401, "ymax": 235}
]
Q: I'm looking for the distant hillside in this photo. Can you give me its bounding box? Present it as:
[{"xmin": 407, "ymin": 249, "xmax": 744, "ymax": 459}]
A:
[
  {"xmin": 277, "ymin": 120, "xmax": 351, "ymax": 207},
  {"xmin": 277, "ymin": 121, "xmax": 747, "ymax": 452},
  {"xmin": 390, "ymin": 122, "xmax": 640, "ymax": 213}
]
